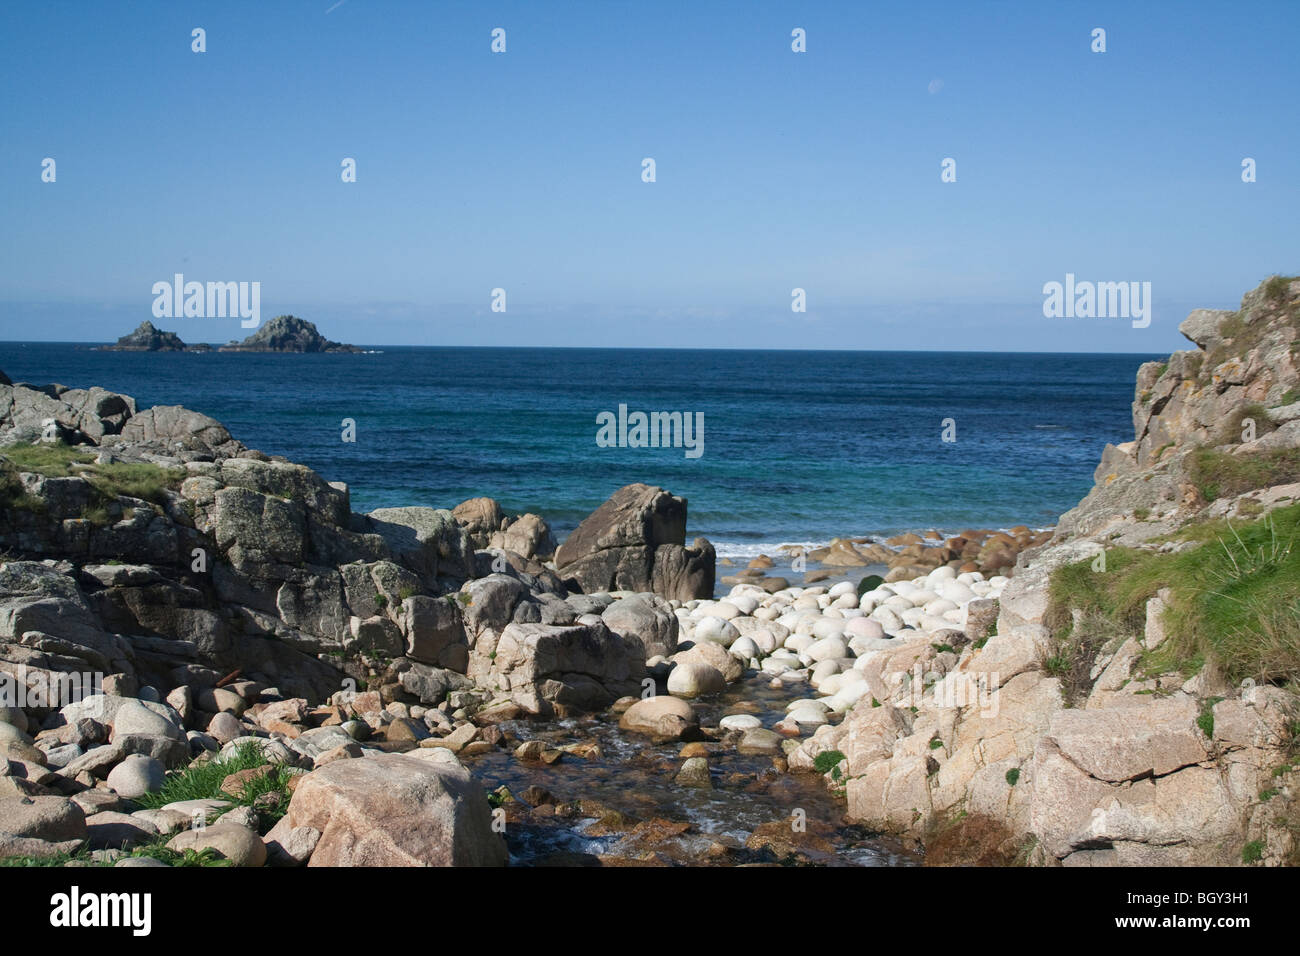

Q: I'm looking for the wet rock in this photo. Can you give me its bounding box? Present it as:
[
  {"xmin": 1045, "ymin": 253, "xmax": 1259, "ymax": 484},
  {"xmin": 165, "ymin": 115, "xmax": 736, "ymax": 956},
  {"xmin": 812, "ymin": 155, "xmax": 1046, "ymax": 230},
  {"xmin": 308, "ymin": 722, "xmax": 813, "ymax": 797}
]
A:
[{"xmin": 676, "ymin": 757, "xmax": 713, "ymax": 789}]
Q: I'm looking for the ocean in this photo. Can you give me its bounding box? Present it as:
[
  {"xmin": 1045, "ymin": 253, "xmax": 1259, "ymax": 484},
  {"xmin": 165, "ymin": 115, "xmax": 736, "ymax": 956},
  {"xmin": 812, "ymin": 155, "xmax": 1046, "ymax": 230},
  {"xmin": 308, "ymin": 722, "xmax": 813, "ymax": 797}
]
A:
[{"xmin": 0, "ymin": 344, "xmax": 1155, "ymax": 560}]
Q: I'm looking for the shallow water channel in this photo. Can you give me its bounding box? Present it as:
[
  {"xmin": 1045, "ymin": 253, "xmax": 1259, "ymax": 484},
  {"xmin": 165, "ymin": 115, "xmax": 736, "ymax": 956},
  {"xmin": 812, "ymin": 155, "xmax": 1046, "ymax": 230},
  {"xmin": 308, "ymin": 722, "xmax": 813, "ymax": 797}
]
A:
[{"xmin": 457, "ymin": 672, "xmax": 921, "ymax": 867}]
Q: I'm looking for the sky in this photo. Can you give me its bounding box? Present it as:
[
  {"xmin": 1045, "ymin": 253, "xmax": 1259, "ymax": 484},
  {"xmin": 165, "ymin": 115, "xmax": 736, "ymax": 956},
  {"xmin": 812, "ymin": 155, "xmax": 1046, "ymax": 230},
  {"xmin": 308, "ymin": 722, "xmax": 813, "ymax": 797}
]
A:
[{"xmin": 0, "ymin": 0, "xmax": 1297, "ymax": 352}]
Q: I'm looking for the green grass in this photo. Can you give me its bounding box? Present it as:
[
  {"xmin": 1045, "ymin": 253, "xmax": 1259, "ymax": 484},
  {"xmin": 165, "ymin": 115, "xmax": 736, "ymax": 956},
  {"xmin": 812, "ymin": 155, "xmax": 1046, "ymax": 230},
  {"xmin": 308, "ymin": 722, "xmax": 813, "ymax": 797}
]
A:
[
  {"xmin": 1046, "ymin": 503, "xmax": 1300, "ymax": 687},
  {"xmin": 1205, "ymin": 276, "xmax": 1300, "ymax": 368},
  {"xmin": 1186, "ymin": 448, "xmax": 1300, "ymax": 502},
  {"xmin": 135, "ymin": 744, "xmax": 296, "ymax": 832},
  {"xmin": 1197, "ymin": 700, "xmax": 1219, "ymax": 738},
  {"xmin": 0, "ymin": 441, "xmax": 184, "ymax": 524},
  {"xmin": 1264, "ymin": 275, "xmax": 1296, "ymax": 304},
  {"xmin": 0, "ymin": 841, "xmax": 233, "ymax": 869},
  {"xmin": 1241, "ymin": 840, "xmax": 1265, "ymax": 864}
]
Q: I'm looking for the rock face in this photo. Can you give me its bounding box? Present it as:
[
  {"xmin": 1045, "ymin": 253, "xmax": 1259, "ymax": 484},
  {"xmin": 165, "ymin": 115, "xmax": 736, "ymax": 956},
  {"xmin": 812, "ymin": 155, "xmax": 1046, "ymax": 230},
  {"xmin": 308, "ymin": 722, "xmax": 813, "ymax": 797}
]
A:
[
  {"xmin": 834, "ymin": 276, "xmax": 1300, "ymax": 867},
  {"xmin": 1058, "ymin": 275, "xmax": 1300, "ymax": 539},
  {"xmin": 287, "ymin": 752, "xmax": 506, "ymax": 866},
  {"xmin": 218, "ymin": 315, "xmax": 361, "ymax": 353},
  {"xmin": 554, "ymin": 483, "xmax": 715, "ymax": 600},
  {"xmin": 98, "ymin": 321, "xmax": 190, "ymax": 352}
]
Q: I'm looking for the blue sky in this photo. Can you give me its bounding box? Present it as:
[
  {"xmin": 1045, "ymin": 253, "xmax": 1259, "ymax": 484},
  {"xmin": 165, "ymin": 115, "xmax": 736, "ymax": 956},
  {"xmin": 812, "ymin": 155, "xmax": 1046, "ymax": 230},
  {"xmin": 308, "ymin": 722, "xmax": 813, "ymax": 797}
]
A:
[{"xmin": 1, "ymin": 0, "xmax": 1296, "ymax": 351}]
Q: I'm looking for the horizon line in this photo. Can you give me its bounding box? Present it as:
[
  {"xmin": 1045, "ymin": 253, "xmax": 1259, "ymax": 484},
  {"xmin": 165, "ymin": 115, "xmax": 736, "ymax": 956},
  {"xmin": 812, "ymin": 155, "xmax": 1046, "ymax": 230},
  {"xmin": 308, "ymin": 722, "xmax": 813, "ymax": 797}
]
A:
[{"xmin": 0, "ymin": 340, "xmax": 1170, "ymax": 357}]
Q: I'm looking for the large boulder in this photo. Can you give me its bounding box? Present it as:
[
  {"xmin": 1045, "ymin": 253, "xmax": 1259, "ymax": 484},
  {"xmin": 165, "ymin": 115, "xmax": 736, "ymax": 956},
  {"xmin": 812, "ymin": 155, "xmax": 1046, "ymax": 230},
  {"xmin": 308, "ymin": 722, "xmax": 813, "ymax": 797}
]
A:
[
  {"xmin": 399, "ymin": 596, "xmax": 468, "ymax": 671},
  {"xmin": 364, "ymin": 507, "xmax": 474, "ymax": 584},
  {"xmin": 652, "ymin": 538, "xmax": 716, "ymax": 602},
  {"xmin": 468, "ymin": 621, "xmax": 646, "ymax": 717},
  {"xmin": 554, "ymin": 484, "xmax": 714, "ymax": 600},
  {"xmin": 114, "ymin": 405, "xmax": 241, "ymax": 456},
  {"xmin": 618, "ymin": 696, "xmax": 700, "ymax": 740},
  {"xmin": 451, "ymin": 497, "xmax": 504, "ymax": 549},
  {"xmin": 0, "ymin": 795, "xmax": 87, "ymax": 841},
  {"xmin": 488, "ymin": 513, "xmax": 558, "ymax": 561},
  {"xmin": 286, "ymin": 752, "xmax": 506, "ymax": 866},
  {"xmin": 601, "ymin": 593, "xmax": 679, "ymax": 660},
  {"xmin": 0, "ymin": 383, "xmax": 136, "ymax": 445}
]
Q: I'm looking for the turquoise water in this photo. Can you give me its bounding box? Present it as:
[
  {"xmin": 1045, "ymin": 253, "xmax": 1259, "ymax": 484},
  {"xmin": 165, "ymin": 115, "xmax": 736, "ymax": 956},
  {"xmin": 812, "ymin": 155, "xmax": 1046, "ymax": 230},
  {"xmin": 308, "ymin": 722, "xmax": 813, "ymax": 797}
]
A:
[{"xmin": 1, "ymin": 344, "xmax": 1154, "ymax": 559}]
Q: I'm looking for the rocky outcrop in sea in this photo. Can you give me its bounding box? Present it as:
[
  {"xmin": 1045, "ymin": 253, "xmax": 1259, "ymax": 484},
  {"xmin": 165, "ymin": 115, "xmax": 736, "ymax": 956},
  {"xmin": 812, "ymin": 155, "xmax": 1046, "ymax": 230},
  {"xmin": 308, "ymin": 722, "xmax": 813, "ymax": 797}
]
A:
[
  {"xmin": 95, "ymin": 321, "xmax": 194, "ymax": 352},
  {"xmin": 217, "ymin": 316, "xmax": 362, "ymax": 353}
]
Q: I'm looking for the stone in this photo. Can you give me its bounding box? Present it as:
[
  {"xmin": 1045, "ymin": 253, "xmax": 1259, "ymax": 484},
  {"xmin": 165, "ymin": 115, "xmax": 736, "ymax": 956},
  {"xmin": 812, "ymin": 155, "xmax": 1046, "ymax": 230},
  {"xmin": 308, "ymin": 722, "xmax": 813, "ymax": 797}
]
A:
[
  {"xmin": 106, "ymin": 754, "xmax": 165, "ymax": 799},
  {"xmin": 618, "ymin": 696, "xmax": 699, "ymax": 740},
  {"xmin": 85, "ymin": 811, "xmax": 159, "ymax": 850},
  {"xmin": 287, "ymin": 752, "xmax": 506, "ymax": 867},
  {"xmin": 666, "ymin": 660, "xmax": 725, "ymax": 698},
  {"xmin": 468, "ymin": 620, "xmax": 644, "ymax": 717},
  {"xmin": 400, "ymin": 596, "xmax": 468, "ymax": 669},
  {"xmin": 1045, "ymin": 699, "xmax": 1209, "ymax": 782},
  {"xmin": 676, "ymin": 757, "xmax": 713, "ymax": 788},
  {"xmin": 206, "ymin": 712, "xmax": 245, "ymax": 745},
  {"xmin": 160, "ymin": 799, "xmax": 232, "ymax": 826},
  {"xmin": 264, "ymin": 815, "xmax": 321, "ymax": 866},
  {"xmin": 365, "ymin": 507, "xmax": 473, "ymax": 582},
  {"xmin": 737, "ymin": 728, "xmax": 784, "ymax": 755},
  {"xmin": 601, "ymin": 594, "xmax": 679, "ymax": 659},
  {"xmin": 0, "ymin": 795, "xmax": 86, "ymax": 841},
  {"xmin": 554, "ymin": 484, "xmax": 714, "ymax": 600},
  {"xmin": 167, "ymin": 822, "xmax": 267, "ymax": 867}
]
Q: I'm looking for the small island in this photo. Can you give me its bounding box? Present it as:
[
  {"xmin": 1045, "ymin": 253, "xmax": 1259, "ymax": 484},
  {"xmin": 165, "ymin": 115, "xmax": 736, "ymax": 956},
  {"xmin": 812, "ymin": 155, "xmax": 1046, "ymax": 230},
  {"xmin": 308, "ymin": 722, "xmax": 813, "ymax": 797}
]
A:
[
  {"xmin": 95, "ymin": 320, "xmax": 197, "ymax": 351},
  {"xmin": 98, "ymin": 316, "xmax": 361, "ymax": 353},
  {"xmin": 218, "ymin": 315, "xmax": 363, "ymax": 353}
]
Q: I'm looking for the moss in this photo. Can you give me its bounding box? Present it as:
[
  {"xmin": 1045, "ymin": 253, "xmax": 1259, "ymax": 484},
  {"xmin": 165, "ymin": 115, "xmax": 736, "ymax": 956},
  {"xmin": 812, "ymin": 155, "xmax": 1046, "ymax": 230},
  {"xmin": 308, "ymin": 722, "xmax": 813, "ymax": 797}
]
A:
[
  {"xmin": 1241, "ymin": 840, "xmax": 1265, "ymax": 864},
  {"xmin": 812, "ymin": 749, "xmax": 846, "ymax": 780},
  {"xmin": 1005, "ymin": 768, "xmax": 1020, "ymax": 786},
  {"xmin": 856, "ymin": 574, "xmax": 884, "ymax": 597}
]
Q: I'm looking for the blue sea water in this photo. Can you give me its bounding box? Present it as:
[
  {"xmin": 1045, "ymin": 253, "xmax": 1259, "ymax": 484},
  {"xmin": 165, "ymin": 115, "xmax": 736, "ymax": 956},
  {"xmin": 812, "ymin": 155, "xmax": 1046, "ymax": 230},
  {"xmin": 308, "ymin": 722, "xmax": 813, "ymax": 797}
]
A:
[{"xmin": 0, "ymin": 344, "xmax": 1156, "ymax": 559}]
